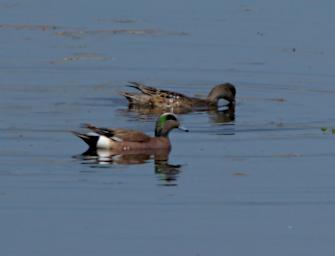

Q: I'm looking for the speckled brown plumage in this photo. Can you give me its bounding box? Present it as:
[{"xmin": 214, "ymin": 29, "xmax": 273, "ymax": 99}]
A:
[{"xmin": 121, "ymin": 81, "xmax": 236, "ymax": 110}]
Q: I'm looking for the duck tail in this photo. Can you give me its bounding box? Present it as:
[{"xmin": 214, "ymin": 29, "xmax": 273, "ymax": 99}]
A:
[
  {"xmin": 71, "ymin": 131, "xmax": 99, "ymax": 148},
  {"xmin": 120, "ymin": 91, "xmax": 137, "ymax": 104},
  {"xmin": 127, "ymin": 81, "xmax": 145, "ymax": 90},
  {"xmin": 127, "ymin": 81, "xmax": 158, "ymax": 95},
  {"xmin": 120, "ymin": 91, "xmax": 151, "ymax": 105}
]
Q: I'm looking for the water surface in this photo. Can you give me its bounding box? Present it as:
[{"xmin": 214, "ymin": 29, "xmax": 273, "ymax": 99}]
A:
[{"xmin": 1, "ymin": 1, "xmax": 335, "ymax": 255}]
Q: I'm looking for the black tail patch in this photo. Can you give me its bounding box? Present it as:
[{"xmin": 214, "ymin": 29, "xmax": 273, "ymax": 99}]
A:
[{"xmin": 72, "ymin": 131, "xmax": 99, "ymax": 149}]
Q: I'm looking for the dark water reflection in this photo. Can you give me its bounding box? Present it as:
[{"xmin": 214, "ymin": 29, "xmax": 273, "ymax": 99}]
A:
[
  {"xmin": 154, "ymin": 160, "xmax": 181, "ymax": 187},
  {"xmin": 118, "ymin": 102, "xmax": 235, "ymax": 125},
  {"xmin": 208, "ymin": 103, "xmax": 235, "ymax": 124},
  {"xmin": 74, "ymin": 148, "xmax": 182, "ymax": 186}
]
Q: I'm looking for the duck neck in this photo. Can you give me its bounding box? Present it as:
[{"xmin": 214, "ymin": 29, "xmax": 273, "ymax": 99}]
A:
[
  {"xmin": 155, "ymin": 120, "xmax": 178, "ymax": 137},
  {"xmin": 206, "ymin": 99, "xmax": 218, "ymax": 107},
  {"xmin": 155, "ymin": 129, "xmax": 169, "ymax": 137},
  {"xmin": 206, "ymin": 93, "xmax": 218, "ymax": 105}
]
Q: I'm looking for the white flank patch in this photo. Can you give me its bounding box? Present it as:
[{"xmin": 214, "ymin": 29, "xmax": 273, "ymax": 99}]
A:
[
  {"xmin": 96, "ymin": 149, "xmax": 111, "ymax": 157},
  {"xmin": 97, "ymin": 136, "xmax": 111, "ymax": 149}
]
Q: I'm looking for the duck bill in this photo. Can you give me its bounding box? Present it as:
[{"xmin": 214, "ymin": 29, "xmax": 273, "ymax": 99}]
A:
[{"xmin": 178, "ymin": 126, "xmax": 189, "ymax": 132}]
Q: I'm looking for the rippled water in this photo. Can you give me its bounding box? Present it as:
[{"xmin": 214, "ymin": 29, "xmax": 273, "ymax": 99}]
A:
[{"xmin": 1, "ymin": 1, "xmax": 335, "ymax": 255}]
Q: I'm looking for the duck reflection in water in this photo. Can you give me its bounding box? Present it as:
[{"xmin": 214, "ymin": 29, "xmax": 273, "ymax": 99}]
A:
[
  {"xmin": 77, "ymin": 148, "xmax": 182, "ymax": 186},
  {"xmin": 121, "ymin": 102, "xmax": 235, "ymax": 125},
  {"xmin": 208, "ymin": 103, "xmax": 235, "ymax": 124}
]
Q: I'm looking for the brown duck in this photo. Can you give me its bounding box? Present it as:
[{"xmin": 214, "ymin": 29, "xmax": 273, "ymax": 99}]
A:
[
  {"xmin": 72, "ymin": 113, "xmax": 188, "ymax": 152},
  {"xmin": 121, "ymin": 81, "xmax": 236, "ymax": 110}
]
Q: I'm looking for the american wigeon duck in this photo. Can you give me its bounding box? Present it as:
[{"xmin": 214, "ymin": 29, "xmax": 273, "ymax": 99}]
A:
[
  {"xmin": 72, "ymin": 113, "xmax": 188, "ymax": 151},
  {"xmin": 121, "ymin": 81, "xmax": 236, "ymax": 110}
]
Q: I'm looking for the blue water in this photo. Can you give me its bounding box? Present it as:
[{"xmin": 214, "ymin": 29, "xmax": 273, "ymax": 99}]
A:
[{"xmin": 1, "ymin": 1, "xmax": 335, "ymax": 255}]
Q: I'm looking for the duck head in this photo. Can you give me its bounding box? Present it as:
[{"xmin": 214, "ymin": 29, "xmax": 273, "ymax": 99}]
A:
[
  {"xmin": 207, "ymin": 83, "xmax": 236, "ymax": 105},
  {"xmin": 155, "ymin": 113, "xmax": 188, "ymax": 137}
]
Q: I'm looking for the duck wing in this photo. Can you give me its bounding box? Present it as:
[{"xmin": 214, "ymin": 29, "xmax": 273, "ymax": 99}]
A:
[
  {"xmin": 127, "ymin": 81, "xmax": 188, "ymax": 100},
  {"xmin": 84, "ymin": 123, "xmax": 151, "ymax": 142}
]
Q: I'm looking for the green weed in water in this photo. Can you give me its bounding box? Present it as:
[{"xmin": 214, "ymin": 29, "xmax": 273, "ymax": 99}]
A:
[
  {"xmin": 321, "ymin": 127, "xmax": 335, "ymax": 135},
  {"xmin": 321, "ymin": 127, "xmax": 328, "ymax": 133}
]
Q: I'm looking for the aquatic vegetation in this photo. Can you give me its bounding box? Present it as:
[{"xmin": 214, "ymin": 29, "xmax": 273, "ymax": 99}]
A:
[{"xmin": 321, "ymin": 127, "xmax": 335, "ymax": 134}]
